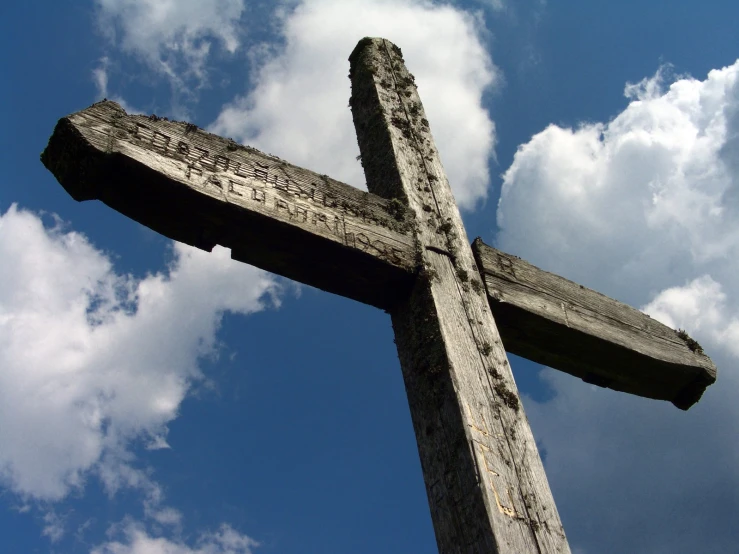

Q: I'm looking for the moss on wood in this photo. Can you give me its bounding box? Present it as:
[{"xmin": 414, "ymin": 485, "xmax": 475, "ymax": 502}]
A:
[{"xmin": 677, "ymin": 329, "xmax": 704, "ymax": 354}]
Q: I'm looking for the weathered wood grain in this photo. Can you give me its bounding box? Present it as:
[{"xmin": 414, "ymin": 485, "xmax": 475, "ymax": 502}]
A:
[
  {"xmin": 39, "ymin": 36, "xmax": 721, "ymax": 554},
  {"xmin": 472, "ymin": 240, "xmax": 717, "ymax": 410},
  {"xmin": 40, "ymin": 101, "xmax": 416, "ymax": 310},
  {"xmin": 350, "ymin": 38, "xmax": 570, "ymax": 554}
]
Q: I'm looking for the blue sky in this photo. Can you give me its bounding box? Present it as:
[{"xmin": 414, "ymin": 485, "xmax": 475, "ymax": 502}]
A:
[{"xmin": 2, "ymin": 0, "xmax": 739, "ymax": 553}]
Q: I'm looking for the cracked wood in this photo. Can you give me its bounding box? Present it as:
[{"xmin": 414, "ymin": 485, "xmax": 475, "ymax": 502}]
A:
[
  {"xmin": 41, "ymin": 101, "xmax": 416, "ymax": 310},
  {"xmin": 349, "ymin": 38, "xmax": 570, "ymax": 554}
]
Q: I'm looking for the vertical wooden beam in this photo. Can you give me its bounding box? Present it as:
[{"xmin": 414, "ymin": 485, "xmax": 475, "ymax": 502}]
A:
[{"xmin": 349, "ymin": 38, "xmax": 570, "ymax": 553}]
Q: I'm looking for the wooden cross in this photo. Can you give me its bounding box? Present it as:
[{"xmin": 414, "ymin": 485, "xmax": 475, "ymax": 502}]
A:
[{"xmin": 41, "ymin": 38, "xmax": 716, "ymax": 554}]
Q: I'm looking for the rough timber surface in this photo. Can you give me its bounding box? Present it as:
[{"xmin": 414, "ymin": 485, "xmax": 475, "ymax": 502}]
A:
[
  {"xmin": 41, "ymin": 101, "xmax": 416, "ymax": 310},
  {"xmin": 472, "ymin": 240, "xmax": 717, "ymax": 410},
  {"xmin": 350, "ymin": 38, "xmax": 570, "ymax": 554}
]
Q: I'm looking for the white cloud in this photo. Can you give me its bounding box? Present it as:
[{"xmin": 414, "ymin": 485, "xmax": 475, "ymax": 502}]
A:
[
  {"xmin": 497, "ymin": 61, "xmax": 739, "ymax": 304},
  {"xmin": 209, "ymin": 0, "xmax": 497, "ymax": 210},
  {"xmin": 95, "ymin": 0, "xmax": 246, "ymax": 90},
  {"xmin": 91, "ymin": 522, "xmax": 258, "ymax": 554},
  {"xmin": 148, "ymin": 506, "xmax": 183, "ymax": 528},
  {"xmin": 643, "ymin": 276, "xmax": 739, "ymax": 359},
  {"xmin": 497, "ymin": 61, "xmax": 739, "ymax": 552},
  {"xmin": 0, "ymin": 205, "xmax": 279, "ymax": 502},
  {"xmin": 93, "ymin": 56, "xmax": 110, "ymax": 97}
]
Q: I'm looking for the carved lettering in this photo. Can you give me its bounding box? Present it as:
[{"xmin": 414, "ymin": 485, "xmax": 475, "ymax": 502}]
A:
[
  {"xmin": 272, "ymin": 175, "xmax": 317, "ymax": 202},
  {"xmin": 192, "ymin": 146, "xmax": 216, "ymax": 171},
  {"xmin": 312, "ymin": 212, "xmax": 337, "ymax": 234},
  {"xmin": 294, "ymin": 205, "xmax": 308, "ymax": 224},
  {"xmin": 272, "ymin": 197, "xmax": 342, "ymax": 236},
  {"xmin": 228, "ymin": 179, "xmax": 243, "ymax": 197},
  {"xmin": 295, "ymin": 181, "xmax": 315, "ymax": 201},
  {"xmin": 127, "ymin": 121, "xmax": 402, "ymax": 237},
  {"xmin": 275, "ymin": 198, "xmax": 290, "ymax": 216},
  {"xmin": 234, "ymin": 162, "xmax": 253, "ymax": 180},
  {"xmin": 355, "ymin": 232, "xmax": 371, "ymax": 251},
  {"xmin": 273, "ymin": 176, "xmax": 289, "ymax": 194},
  {"xmin": 254, "ymin": 166, "xmax": 268, "ymax": 181},
  {"xmin": 134, "ymin": 123, "xmax": 153, "ymax": 143},
  {"xmin": 186, "ymin": 164, "xmax": 203, "ymax": 180},
  {"xmin": 205, "ymin": 176, "xmax": 223, "ymax": 190},
  {"xmin": 252, "ymin": 189, "xmax": 265, "ymax": 204},
  {"xmin": 308, "ymin": 189, "xmax": 322, "ymax": 206},
  {"xmin": 152, "ymin": 131, "xmax": 171, "ymax": 154},
  {"xmin": 132, "ymin": 124, "xmax": 172, "ymax": 154},
  {"xmin": 214, "ymin": 155, "xmax": 230, "ymax": 172},
  {"xmin": 345, "ymin": 232, "xmax": 404, "ymax": 264},
  {"xmin": 271, "ymin": 172, "xmax": 288, "ymax": 191}
]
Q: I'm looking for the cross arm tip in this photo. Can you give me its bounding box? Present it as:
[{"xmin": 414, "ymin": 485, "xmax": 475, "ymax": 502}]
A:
[{"xmin": 671, "ymin": 362, "xmax": 718, "ymax": 410}]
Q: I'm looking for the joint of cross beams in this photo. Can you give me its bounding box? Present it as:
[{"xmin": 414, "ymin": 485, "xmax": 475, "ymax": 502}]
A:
[{"xmin": 425, "ymin": 245, "xmax": 455, "ymax": 260}]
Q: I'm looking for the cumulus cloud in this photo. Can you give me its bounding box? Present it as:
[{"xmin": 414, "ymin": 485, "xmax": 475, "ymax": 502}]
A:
[
  {"xmin": 497, "ymin": 61, "xmax": 739, "ymax": 552},
  {"xmin": 95, "ymin": 0, "xmax": 246, "ymax": 92},
  {"xmin": 0, "ymin": 205, "xmax": 279, "ymax": 502},
  {"xmin": 498, "ymin": 62, "xmax": 739, "ymax": 303},
  {"xmin": 91, "ymin": 522, "xmax": 258, "ymax": 554},
  {"xmin": 209, "ymin": 0, "xmax": 498, "ymax": 210}
]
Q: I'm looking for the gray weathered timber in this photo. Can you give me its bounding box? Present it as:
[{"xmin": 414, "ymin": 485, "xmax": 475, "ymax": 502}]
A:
[
  {"xmin": 40, "ymin": 101, "xmax": 416, "ymax": 310},
  {"xmin": 40, "ymin": 37, "xmax": 719, "ymax": 554},
  {"xmin": 473, "ymin": 240, "xmax": 717, "ymax": 410},
  {"xmin": 349, "ymin": 38, "xmax": 570, "ymax": 553},
  {"xmin": 39, "ymin": 96, "xmax": 717, "ymax": 412}
]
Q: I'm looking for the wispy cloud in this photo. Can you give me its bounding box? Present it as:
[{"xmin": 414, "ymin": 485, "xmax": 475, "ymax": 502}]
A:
[
  {"xmin": 42, "ymin": 510, "xmax": 66, "ymax": 543},
  {"xmin": 94, "ymin": 0, "xmax": 247, "ymax": 110},
  {"xmin": 92, "ymin": 57, "xmax": 143, "ymax": 114},
  {"xmin": 92, "ymin": 56, "xmax": 110, "ymax": 97},
  {"xmin": 91, "ymin": 521, "xmax": 259, "ymax": 554}
]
